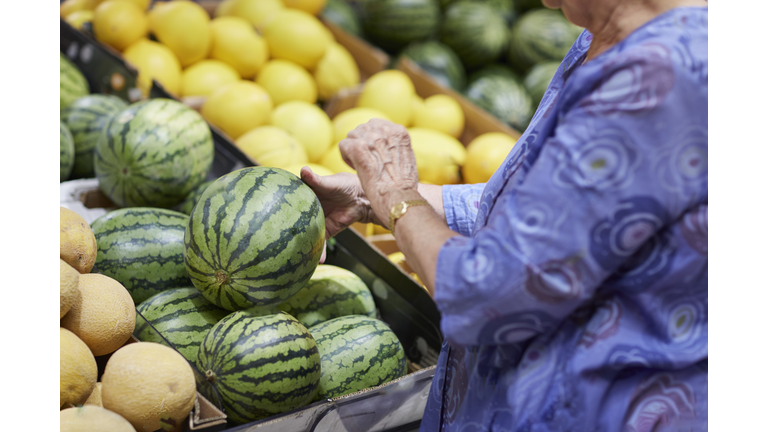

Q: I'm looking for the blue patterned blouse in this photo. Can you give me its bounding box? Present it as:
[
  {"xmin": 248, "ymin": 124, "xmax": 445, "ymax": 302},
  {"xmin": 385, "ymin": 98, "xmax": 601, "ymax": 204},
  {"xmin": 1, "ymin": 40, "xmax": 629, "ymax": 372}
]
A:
[{"xmin": 421, "ymin": 7, "xmax": 708, "ymax": 432}]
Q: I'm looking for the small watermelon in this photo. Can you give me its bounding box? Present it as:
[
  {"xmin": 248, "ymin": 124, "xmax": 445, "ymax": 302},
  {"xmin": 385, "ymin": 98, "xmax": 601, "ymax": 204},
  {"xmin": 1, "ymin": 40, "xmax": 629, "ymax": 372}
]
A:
[
  {"xmin": 464, "ymin": 70, "xmax": 533, "ymax": 131},
  {"xmin": 196, "ymin": 311, "xmax": 321, "ymax": 424},
  {"xmin": 94, "ymin": 98, "xmax": 214, "ymax": 209},
  {"xmin": 134, "ymin": 287, "xmax": 229, "ymax": 364},
  {"xmin": 322, "ymin": 0, "xmax": 363, "ymax": 37},
  {"xmin": 60, "ymin": 52, "xmax": 89, "ymax": 112},
  {"xmin": 184, "ymin": 167, "xmax": 325, "ymax": 311},
  {"xmin": 310, "ymin": 315, "xmax": 407, "ymax": 400},
  {"xmin": 91, "ymin": 207, "xmax": 192, "ymax": 305},
  {"xmin": 507, "ymin": 8, "xmax": 583, "ymax": 73},
  {"xmin": 60, "ymin": 121, "xmax": 75, "ymax": 182},
  {"xmin": 439, "ymin": 1, "xmax": 510, "ymax": 69},
  {"xmin": 399, "ymin": 40, "xmax": 466, "ymax": 92},
  {"xmin": 361, "ymin": 0, "xmax": 441, "ymax": 53},
  {"xmin": 61, "ymin": 94, "xmax": 129, "ymax": 179},
  {"xmin": 524, "ymin": 61, "xmax": 560, "ymax": 108},
  {"xmin": 178, "ymin": 179, "xmax": 214, "ymax": 215}
]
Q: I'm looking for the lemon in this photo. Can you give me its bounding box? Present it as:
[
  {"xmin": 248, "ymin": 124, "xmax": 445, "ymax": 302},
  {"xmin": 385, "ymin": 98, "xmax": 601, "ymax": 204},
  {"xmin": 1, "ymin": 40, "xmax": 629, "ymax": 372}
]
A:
[
  {"xmin": 331, "ymin": 107, "xmax": 391, "ymax": 144},
  {"xmin": 122, "ymin": 39, "xmax": 182, "ymax": 96},
  {"xmin": 412, "ymin": 145, "xmax": 461, "ymax": 185},
  {"xmin": 412, "ymin": 94, "xmax": 465, "ymax": 139},
  {"xmin": 256, "ymin": 60, "xmax": 317, "ymax": 107},
  {"xmin": 262, "ymin": 9, "xmax": 330, "ymax": 70},
  {"xmin": 93, "ymin": 0, "xmax": 148, "ymax": 52},
  {"xmin": 93, "ymin": 0, "xmax": 150, "ymax": 10},
  {"xmin": 282, "ymin": 162, "xmax": 334, "ymax": 178},
  {"xmin": 270, "ymin": 101, "xmax": 333, "ymax": 162},
  {"xmin": 209, "ymin": 16, "xmax": 269, "ymax": 79},
  {"xmin": 65, "ymin": 10, "xmax": 94, "ymax": 30},
  {"xmin": 407, "ymin": 94, "xmax": 424, "ymax": 127},
  {"xmin": 236, "ymin": 126, "xmax": 309, "ymax": 168},
  {"xmin": 408, "ymin": 127, "xmax": 467, "ymax": 166},
  {"xmin": 201, "ymin": 81, "xmax": 273, "ymax": 139},
  {"xmin": 61, "ymin": 0, "xmax": 95, "ymax": 18},
  {"xmin": 180, "ymin": 60, "xmax": 240, "ymax": 98},
  {"xmin": 281, "ymin": 0, "xmax": 327, "ymax": 15},
  {"xmin": 314, "ymin": 42, "xmax": 360, "ymax": 101},
  {"xmin": 356, "ymin": 70, "xmax": 415, "ymax": 126},
  {"xmin": 462, "ymin": 132, "xmax": 517, "ymax": 184},
  {"xmin": 319, "ymin": 144, "xmax": 356, "ymax": 174},
  {"xmin": 214, "ymin": 0, "xmax": 236, "ymax": 16},
  {"xmin": 229, "ymin": 0, "xmax": 285, "ymax": 29},
  {"xmin": 148, "ymin": 0, "xmax": 211, "ymax": 67}
]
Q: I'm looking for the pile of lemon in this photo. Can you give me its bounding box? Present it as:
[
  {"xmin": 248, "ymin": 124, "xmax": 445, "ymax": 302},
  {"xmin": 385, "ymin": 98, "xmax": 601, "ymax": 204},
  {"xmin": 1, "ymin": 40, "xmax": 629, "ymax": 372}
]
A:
[{"xmin": 60, "ymin": 207, "xmax": 197, "ymax": 432}]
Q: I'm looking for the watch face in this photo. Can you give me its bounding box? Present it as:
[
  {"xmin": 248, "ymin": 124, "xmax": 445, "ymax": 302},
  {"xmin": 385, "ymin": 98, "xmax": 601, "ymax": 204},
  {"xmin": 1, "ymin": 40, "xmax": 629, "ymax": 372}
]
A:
[{"xmin": 393, "ymin": 202, "xmax": 407, "ymax": 216}]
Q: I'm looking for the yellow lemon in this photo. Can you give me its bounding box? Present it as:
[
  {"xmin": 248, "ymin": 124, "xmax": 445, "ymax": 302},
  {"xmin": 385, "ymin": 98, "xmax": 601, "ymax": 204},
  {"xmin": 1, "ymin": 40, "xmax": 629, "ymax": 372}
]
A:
[
  {"xmin": 214, "ymin": 0, "xmax": 237, "ymax": 16},
  {"xmin": 356, "ymin": 69, "xmax": 415, "ymax": 126},
  {"xmin": 412, "ymin": 145, "xmax": 461, "ymax": 185},
  {"xmin": 412, "ymin": 94, "xmax": 465, "ymax": 139},
  {"xmin": 319, "ymin": 144, "xmax": 356, "ymax": 174},
  {"xmin": 202, "ymin": 81, "xmax": 273, "ymax": 139},
  {"xmin": 65, "ymin": 10, "xmax": 94, "ymax": 30},
  {"xmin": 209, "ymin": 16, "xmax": 269, "ymax": 79},
  {"xmin": 462, "ymin": 132, "xmax": 517, "ymax": 184},
  {"xmin": 180, "ymin": 59, "xmax": 240, "ymax": 98},
  {"xmin": 262, "ymin": 9, "xmax": 330, "ymax": 70},
  {"xmin": 314, "ymin": 42, "xmax": 360, "ymax": 101},
  {"xmin": 93, "ymin": 0, "xmax": 151, "ymax": 10},
  {"xmin": 229, "ymin": 0, "xmax": 285, "ymax": 29},
  {"xmin": 407, "ymin": 127, "xmax": 467, "ymax": 166},
  {"xmin": 256, "ymin": 59, "xmax": 317, "ymax": 106},
  {"xmin": 281, "ymin": 0, "xmax": 327, "ymax": 16},
  {"xmin": 331, "ymin": 107, "xmax": 391, "ymax": 144},
  {"xmin": 270, "ymin": 101, "xmax": 333, "ymax": 162},
  {"xmin": 61, "ymin": 0, "xmax": 95, "ymax": 18},
  {"xmin": 93, "ymin": 0, "xmax": 148, "ymax": 52},
  {"xmin": 236, "ymin": 126, "xmax": 309, "ymax": 168},
  {"xmin": 282, "ymin": 162, "xmax": 334, "ymax": 178},
  {"xmin": 61, "ymin": 328, "xmax": 98, "ymax": 408},
  {"xmin": 122, "ymin": 39, "xmax": 182, "ymax": 96},
  {"xmin": 407, "ymin": 94, "xmax": 424, "ymax": 127},
  {"xmin": 148, "ymin": 0, "xmax": 211, "ymax": 67}
]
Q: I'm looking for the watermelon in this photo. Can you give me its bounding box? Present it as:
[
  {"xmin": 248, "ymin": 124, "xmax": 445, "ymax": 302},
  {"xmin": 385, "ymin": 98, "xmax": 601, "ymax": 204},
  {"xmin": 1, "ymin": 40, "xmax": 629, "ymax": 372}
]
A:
[
  {"xmin": 467, "ymin": 63, "xmax": 520, "ymax": 81},
  {"xmin": 183, "ymin": 167, "xmax": 325, "ymax": 311},
  {"xmin": 60, "ymin": 121, "xmax": 75, "ymax": 182},
  {"xmin": 361, "ymin": 0, "xmax": 441, "ymax": 53},
  {"xmin": 309, "ymin": 315, "xmax": 407, "ymax": 400},
  {"xmin": 91, "ymin": 207, "xmax": 192, "ymax": 305},
  {"xmin": 508, "ymin": 8, "xmax": 583, "ymax": 73},
  {"xmin": 134, "ymin": 287, "xmax": 229, "ymax": 364},
  {"xmin": 60, "ymin": 94, "xmax": 129, "ymax": 179},
  {"xmin": 94, "ymin": 98, "xmax": 214, "ymax": 209},
  {"xmin": 439, "ymin": 1, "xmax": 510, "ymax": 69},
  {"xmin": 178, "ymin": 179, "xmax": 214, "ymax": 215},
  {"xmin": 464, "ymin": 70, "xmax": 533, "ymax": 131},
  {"xmin": 196, "ymin": 311, "xmax": 321, "ymax": 424},
  {"xmin": 440, "ymin": 0, "xmax": 516, "ymax": 24},
  {"xmin": 274, "ymin": 264, "xmax": 377, "ymax": 328},
  {"xmin": 322, "ymin": 0, "xmax": 363, "ymax": 37},
  {"xmin": 524, "ymin": 61, "xmax": 560, "ymax": 108},
  {"xmin": 514, "ymin": 0, "xmax": 543, "ymax": 12},
  {"xmin": 60, "ymin": 52, "xmax": 89, "ymax": 112},
  {"xmin": 399, "ymin": 40, "xmax": 466, "ymax": 92}
]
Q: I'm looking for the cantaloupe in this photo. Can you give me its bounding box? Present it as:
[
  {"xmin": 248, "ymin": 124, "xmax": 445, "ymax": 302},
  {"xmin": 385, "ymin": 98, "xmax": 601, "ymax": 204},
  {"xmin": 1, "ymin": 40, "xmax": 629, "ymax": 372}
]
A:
[
  {"xmin": 102, "ymin": 342, "xmax": 197, "ymax": 432},
  {"xmin": 60, "ymin": 328, "xmax": 97, "ymax": 407},
  {"xmin": 84, "ymin": 382, "xmax": 103, "ymax": 407},
  {"xmin": 60, "ymin": 273, "xmax": 136, "ymax": 356},
  {"xmin": 60, "ymin": 405, "xmax": 136, "ymax": 432},
  {"xmin": 60, "ymin": 259, "xmax": 79, "ymax": 319},
  {"xmin": 60, "ymin": 207, "xmax": 98, "ymax": 273}
]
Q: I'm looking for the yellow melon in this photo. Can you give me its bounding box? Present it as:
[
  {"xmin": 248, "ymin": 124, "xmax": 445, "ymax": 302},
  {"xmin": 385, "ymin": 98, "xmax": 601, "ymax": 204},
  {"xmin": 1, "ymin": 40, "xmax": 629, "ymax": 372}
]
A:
[
  {"xmin": 61, "ymin": 405, "xmax": 136, "ymax": 432},
  {"xmin": 102, "ymin": 342, "xmax": 197, "ymax": 432},
  {"xmin": 60, "ymin": 328, "xmax": 98, "ymax": 408},
  {"xmin": 60, "ymin": 273, "xmax": 135, "ymax": 357},
  {"xmin": 60, "ymin": 259, "xmax": 80, "ymax": 319},
  {"xmin": 60, "ymin": 207, "xmax": 98, "ymax": 274},
  {"xmin": 84, "ymin": 382, "xmax": 103, "ymax": 407}
]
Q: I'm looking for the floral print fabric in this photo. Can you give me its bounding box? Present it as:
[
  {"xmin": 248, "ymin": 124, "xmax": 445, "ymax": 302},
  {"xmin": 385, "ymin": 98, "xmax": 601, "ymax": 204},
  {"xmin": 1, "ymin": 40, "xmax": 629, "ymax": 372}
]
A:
[{"xmin": 424, "ymin": 7, "xmax": 708, "ymax": 432}]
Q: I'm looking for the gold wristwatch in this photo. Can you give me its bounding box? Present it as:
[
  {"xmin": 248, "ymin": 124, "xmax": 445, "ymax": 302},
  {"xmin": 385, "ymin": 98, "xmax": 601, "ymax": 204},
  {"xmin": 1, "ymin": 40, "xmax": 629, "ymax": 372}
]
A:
[{"xmin": 389, "ymin": 200, "xmax": 429, "ymax": 235}]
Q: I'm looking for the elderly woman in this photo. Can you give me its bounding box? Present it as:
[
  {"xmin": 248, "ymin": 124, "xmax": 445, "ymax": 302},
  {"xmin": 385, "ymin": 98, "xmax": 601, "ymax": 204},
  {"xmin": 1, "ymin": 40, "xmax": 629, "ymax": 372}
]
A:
[{"xmin": 303, "ymin": 0, "xmax": 708, "ymax": 429}]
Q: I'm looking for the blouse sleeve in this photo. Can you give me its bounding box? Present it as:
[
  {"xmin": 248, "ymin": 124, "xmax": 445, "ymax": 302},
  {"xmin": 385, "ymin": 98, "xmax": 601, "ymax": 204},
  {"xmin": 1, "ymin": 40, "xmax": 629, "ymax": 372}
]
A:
[{"xmin": 442, "ymin": 183, "xmax": 487, "ymax": 237}]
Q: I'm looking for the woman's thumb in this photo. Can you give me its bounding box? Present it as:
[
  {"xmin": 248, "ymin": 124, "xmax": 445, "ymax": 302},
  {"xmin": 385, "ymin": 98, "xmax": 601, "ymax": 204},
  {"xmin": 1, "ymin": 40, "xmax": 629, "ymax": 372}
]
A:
[{"xmin": 300, "ymin": 166, "xmax": 321, "ymax": 188}]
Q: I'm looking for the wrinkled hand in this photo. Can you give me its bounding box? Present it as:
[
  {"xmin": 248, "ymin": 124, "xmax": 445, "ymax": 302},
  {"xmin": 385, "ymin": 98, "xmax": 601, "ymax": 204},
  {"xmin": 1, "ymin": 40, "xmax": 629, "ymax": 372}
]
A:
[{"xmin": 339, "ymin": 119, "xmax": 419, "ymax": 227}]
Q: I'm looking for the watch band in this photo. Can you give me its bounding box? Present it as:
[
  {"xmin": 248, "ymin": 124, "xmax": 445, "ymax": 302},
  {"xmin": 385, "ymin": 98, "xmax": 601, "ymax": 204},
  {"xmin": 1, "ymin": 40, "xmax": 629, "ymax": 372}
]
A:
[{"xmin": 389, "ymin": 200, "xmax": 430, "ymax": 235}]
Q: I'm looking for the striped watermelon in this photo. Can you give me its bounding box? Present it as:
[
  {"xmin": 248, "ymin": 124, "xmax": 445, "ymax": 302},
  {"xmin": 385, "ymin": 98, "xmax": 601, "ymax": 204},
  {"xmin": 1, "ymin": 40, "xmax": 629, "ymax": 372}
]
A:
[
  {"xmin": 94, "ymin": 98, "xmax": 214, "ymax": 209},
  {"xmin": 322, "ymin": 0, "xmax": 363, "ymax": 37},
  {"xmin": 134, "ymin": 287, "xmax": 229, "ymax": 364},
  {"xmin": 196, "ymin": 311, "xmax": 321, "ymax": 424},
  {"xmin": 178, "ymin": 179, "xmax": 214, "ymax": 215},
  {"xmin": 439, "ymin": 1, "xmax": 509, "ymax": 69},
  {"xmin": 464, "ymin": 71, "xmax": 533, "ymax": 131},
  {"xmin": 399, "ymin": 40, "xmax": 466, "ymax": 92},
  {"xmin": 508, "ymin": 9, "xmax": 583, "ymax": 73},
  {"xmin": 524, "ymin": 61, "xmax": 560, "ymax": 108},
  {"xmin": 60, "ymin": 121, "xmax": 75, "ymax": 182},
  {"xmin": 60, "ymin": 94, "xmax": 128, "ymax": 179},
  {"xmin": 361, "ymin": 0, "xmax": 440, "ymax": 53},
  {"xmin": 91, "ymin": 207, "xmax": 192, "ymax": 305},
  {"xmin": 184, "ymin": 167, "xmax": 325, "ymax": 311},
  {"xmin": 276, "ymin": 264, "xmax": 376, "ymax": 328},
  {"xmin": 309, "ymin": 315, "xmax": 407, "ymax": 400},
  {"xmin": 60, "ymin": 52, "xmax": 89, "ymax": 112}
]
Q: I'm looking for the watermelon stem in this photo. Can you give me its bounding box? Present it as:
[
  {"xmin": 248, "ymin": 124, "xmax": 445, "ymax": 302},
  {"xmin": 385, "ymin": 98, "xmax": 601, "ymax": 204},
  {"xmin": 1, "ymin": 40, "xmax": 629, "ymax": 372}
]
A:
[
  {"xmin": 215, "ymin": 271, "xmax": 229, "ymax": 286},
  {"xmin": 205, "ymin": 370, "xmax": 216, "ymax": 383}
]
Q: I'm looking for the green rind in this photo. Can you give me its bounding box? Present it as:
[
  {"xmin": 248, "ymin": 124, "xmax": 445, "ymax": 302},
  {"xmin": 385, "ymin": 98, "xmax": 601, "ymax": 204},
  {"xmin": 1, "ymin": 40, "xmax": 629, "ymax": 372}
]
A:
[
  {"xmin": 60, "ymin": 121, "xmax": 75, "ymax": 182},
  {"xmin": 134, "ymin": 287, "xmax": 229, "ymax": 364},
  {"xmin": 91, "ymin": 207, "xmax": 192, "ymax": 305},
  {"xmin": 399, "ymin": 40, "xmax": 467, "ymax": 92},
  {"xmin": 322, "ymin": 0, "xmax": 363, "ymax": 37},
  {"xmin": 183, "ymin": 167, "xmax": 325, "ymax": 311},
  {"xmin": 60, "ymin": 52, "xmax": 89, "ymax": 112},
  {"xmin": 362, "ymin": 0, "xmax": 441, "ymax": 53},
  {"xmin": 61, "ymin": 94, "xmax": 129, "ymax": 179},
  {"xmin": 464, "ymin": 72, "xmax": 533, "ymax": 131},
  {"xmin": 309, "ymin": 315, "xmax": 407, "ymax": 400},
  {"xmin": 178, "ymin": 180, "xmax": 214, "ymax": 215},
  {"xmin": 439, "ymin": 1, "xmax": 509, "ymax": 69},
  {"xmin": 507, "ymin": 8, "xmax": 583, "ymax": 73},
  {"xmin": 196, "ymin": 311, "xmax": 321, "ymax": 424},
  {"xmin": 93, "ymin": 98, "xmax": 214, "ymax": 208},
  {"xmin": 523, "ymin": 60, "xmax": 560, "ymax": 108}
]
